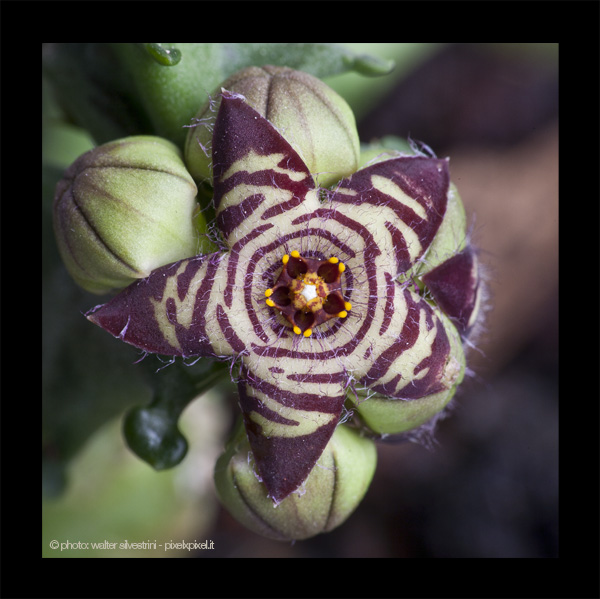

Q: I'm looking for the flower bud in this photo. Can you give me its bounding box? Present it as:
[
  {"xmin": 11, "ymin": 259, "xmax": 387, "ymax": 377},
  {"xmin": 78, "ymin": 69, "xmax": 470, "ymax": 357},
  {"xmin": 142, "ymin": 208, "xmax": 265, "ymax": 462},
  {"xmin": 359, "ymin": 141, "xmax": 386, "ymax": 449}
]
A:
[
  {"xmin": 348, "ymin": 310, "xmax": 466, "ymax": 437},
  {"xmin": 185, "ymin": 65, "xmax": 360, "ymax": 188},
  {"xmin": 214, "ymin": 421, "xmax": 376, "ymax": 541},
  {"xmin": 53, "ymin": 136, "xmax": 205, "ymax": 294}
]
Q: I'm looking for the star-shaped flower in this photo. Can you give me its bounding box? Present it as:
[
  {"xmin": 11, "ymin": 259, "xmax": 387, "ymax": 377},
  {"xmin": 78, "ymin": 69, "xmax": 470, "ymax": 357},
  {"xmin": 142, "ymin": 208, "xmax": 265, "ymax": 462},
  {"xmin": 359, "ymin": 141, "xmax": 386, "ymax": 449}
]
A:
[{"xmin": 88, "ymin": 91, "xmax": 476, "ymax": 502}]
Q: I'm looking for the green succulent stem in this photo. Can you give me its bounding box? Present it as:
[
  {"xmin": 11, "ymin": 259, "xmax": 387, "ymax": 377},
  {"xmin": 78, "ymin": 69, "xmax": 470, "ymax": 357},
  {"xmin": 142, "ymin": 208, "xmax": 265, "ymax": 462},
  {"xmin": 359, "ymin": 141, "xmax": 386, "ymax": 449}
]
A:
[{"xmin": 124, "ymin": 359, "xmax": 230, "ymax": 470}]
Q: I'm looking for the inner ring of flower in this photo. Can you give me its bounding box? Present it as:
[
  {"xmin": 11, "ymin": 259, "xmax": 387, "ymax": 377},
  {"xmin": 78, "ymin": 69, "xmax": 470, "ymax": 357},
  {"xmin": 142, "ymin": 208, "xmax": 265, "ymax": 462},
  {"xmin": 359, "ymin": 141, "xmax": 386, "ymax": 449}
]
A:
[{"xmin": 265, "ymin": 250, "xmax": 352, "ymax": 337}]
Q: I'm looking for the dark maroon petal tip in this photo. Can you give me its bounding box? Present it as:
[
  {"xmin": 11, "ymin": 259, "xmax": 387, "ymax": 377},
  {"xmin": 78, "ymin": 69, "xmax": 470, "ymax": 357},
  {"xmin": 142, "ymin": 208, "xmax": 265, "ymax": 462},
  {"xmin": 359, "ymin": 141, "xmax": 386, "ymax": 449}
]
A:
[
  {"xmin": 238, "ymin": 371, "xmax": 346, "ymax": 502},
  {"xmin": 422, "ymin": 246, "xmax": 480, "ymax": 335}
]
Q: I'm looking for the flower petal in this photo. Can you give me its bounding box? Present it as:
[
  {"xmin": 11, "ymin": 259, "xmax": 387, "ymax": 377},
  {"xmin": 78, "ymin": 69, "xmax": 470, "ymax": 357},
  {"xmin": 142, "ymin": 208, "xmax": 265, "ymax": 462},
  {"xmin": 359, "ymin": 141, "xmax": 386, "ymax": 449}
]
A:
[
  {"xmin": 212, "ymin": 91, "xmax": 319, "ymax": 245},
  {"xmin": 237, "ymin": 364, "xmax": 346, "ymax": 503},
  {"xmin": 87, "ymin": 252, "xmax": 235, "ymax": 358},
  {"xmin": 329, "ymin": 157, "xmax": 450, "ymax": 275},
  {"xmin": 422, "ymin": 246, "xmax": 481, "ymax": 336},
  {"xmin": 356, "ymin": 282, "xmax": 461, "ymax": 400}
]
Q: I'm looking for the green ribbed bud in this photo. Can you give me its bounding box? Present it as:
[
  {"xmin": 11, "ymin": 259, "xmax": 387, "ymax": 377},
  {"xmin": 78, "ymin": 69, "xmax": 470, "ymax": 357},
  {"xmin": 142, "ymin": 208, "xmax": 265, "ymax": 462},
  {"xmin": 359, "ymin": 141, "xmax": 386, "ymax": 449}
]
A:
[
  {"xmin": 53, "ymin": 136, "xmax": 206, "ymax": 294},
  {"xmin": 214, "ymin": 421, "xmax": 376, "ymax": 541},
  {"xmin": 185, "ymin": 65, "xmax": 360, "ymax": 188}
]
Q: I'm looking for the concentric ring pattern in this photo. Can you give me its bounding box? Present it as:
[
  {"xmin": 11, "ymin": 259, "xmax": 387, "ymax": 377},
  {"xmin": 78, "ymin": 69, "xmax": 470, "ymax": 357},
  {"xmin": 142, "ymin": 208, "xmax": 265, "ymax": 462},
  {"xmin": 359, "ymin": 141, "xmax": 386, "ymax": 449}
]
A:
[{"xmin": 88, "ymin": 92, "xmax": 463, "ymax": 501}]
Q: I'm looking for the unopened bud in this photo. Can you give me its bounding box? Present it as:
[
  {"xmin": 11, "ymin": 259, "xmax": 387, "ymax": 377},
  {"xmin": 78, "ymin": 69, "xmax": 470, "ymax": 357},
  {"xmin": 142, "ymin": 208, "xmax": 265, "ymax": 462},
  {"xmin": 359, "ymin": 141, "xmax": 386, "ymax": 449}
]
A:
[
  {"xmin": 185, "ymin": 65, "xmax": 360, "ymax": 188},
  {"xmin": 214, "ymin": 421, "xmax": 376, "ymax": 541},
  {"xmin": 53, "ymin": 136, "xmax": 205, "ymax": 294}
]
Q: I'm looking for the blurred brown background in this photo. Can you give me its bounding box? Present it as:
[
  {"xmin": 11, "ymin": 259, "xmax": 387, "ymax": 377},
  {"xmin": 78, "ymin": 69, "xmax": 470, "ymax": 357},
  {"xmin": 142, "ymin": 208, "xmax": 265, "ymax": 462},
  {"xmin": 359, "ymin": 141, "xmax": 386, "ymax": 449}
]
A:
[{"xmin": 209, "ymin": 43, "xmax": 559, "ymax": 558}]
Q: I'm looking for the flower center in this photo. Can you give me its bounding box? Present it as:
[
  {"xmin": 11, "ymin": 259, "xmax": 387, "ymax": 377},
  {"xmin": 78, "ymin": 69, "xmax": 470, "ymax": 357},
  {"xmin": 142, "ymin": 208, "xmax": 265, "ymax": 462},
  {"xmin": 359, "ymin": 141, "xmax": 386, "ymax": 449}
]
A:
[
  {"xmin": 265, "ymin": 250, "xmax": 352, "ymax": 337},
  {"xmin": 300, "ymin": 283, "xmax": 317, "ymax": 302}
]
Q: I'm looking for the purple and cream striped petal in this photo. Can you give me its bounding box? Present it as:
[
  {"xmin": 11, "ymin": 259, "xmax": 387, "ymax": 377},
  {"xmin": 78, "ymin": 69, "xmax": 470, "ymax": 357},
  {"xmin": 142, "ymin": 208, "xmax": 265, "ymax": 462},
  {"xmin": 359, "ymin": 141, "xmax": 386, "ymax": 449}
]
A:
[
  {"xmin": 212, "ymin": 92, "xmax": 320, "ymax": 246},
  {"xmin": 86, "ymin": 252, "xmax": 231, "ymax": 358},
  {"xmin": 355, "ymin": 284, "xmax": 458, "ymax": 400},
  {"xmin": 328, "ymin": 156, "xmax": 450, "ymax": 276},
  {"xmin": 237, "ymin": 365, "xmax": 346, "ymax": 502}
]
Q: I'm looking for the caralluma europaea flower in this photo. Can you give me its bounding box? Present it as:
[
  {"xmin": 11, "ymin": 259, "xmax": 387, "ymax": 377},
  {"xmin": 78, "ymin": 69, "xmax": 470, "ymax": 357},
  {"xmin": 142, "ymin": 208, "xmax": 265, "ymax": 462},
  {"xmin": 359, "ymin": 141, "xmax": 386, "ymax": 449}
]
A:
[{"xmin": 87, "ymin": 90, "xmax": 481, "ymax": 504}]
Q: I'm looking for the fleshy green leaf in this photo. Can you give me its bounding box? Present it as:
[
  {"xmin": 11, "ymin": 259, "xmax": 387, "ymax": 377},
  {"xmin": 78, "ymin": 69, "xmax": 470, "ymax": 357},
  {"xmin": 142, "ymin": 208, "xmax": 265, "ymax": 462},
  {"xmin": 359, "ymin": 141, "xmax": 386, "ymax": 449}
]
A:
[{"xmin": 222, "ymin": 43, "xmax": 395, "ymax": 80}]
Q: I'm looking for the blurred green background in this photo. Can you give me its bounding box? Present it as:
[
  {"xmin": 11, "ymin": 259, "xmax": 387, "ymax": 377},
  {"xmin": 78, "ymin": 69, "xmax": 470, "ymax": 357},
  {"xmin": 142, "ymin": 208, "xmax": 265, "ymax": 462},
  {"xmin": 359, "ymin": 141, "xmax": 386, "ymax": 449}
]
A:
[{"xmin": 42, "ymin": 43, "xmax": 558, "ymax": 559}]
